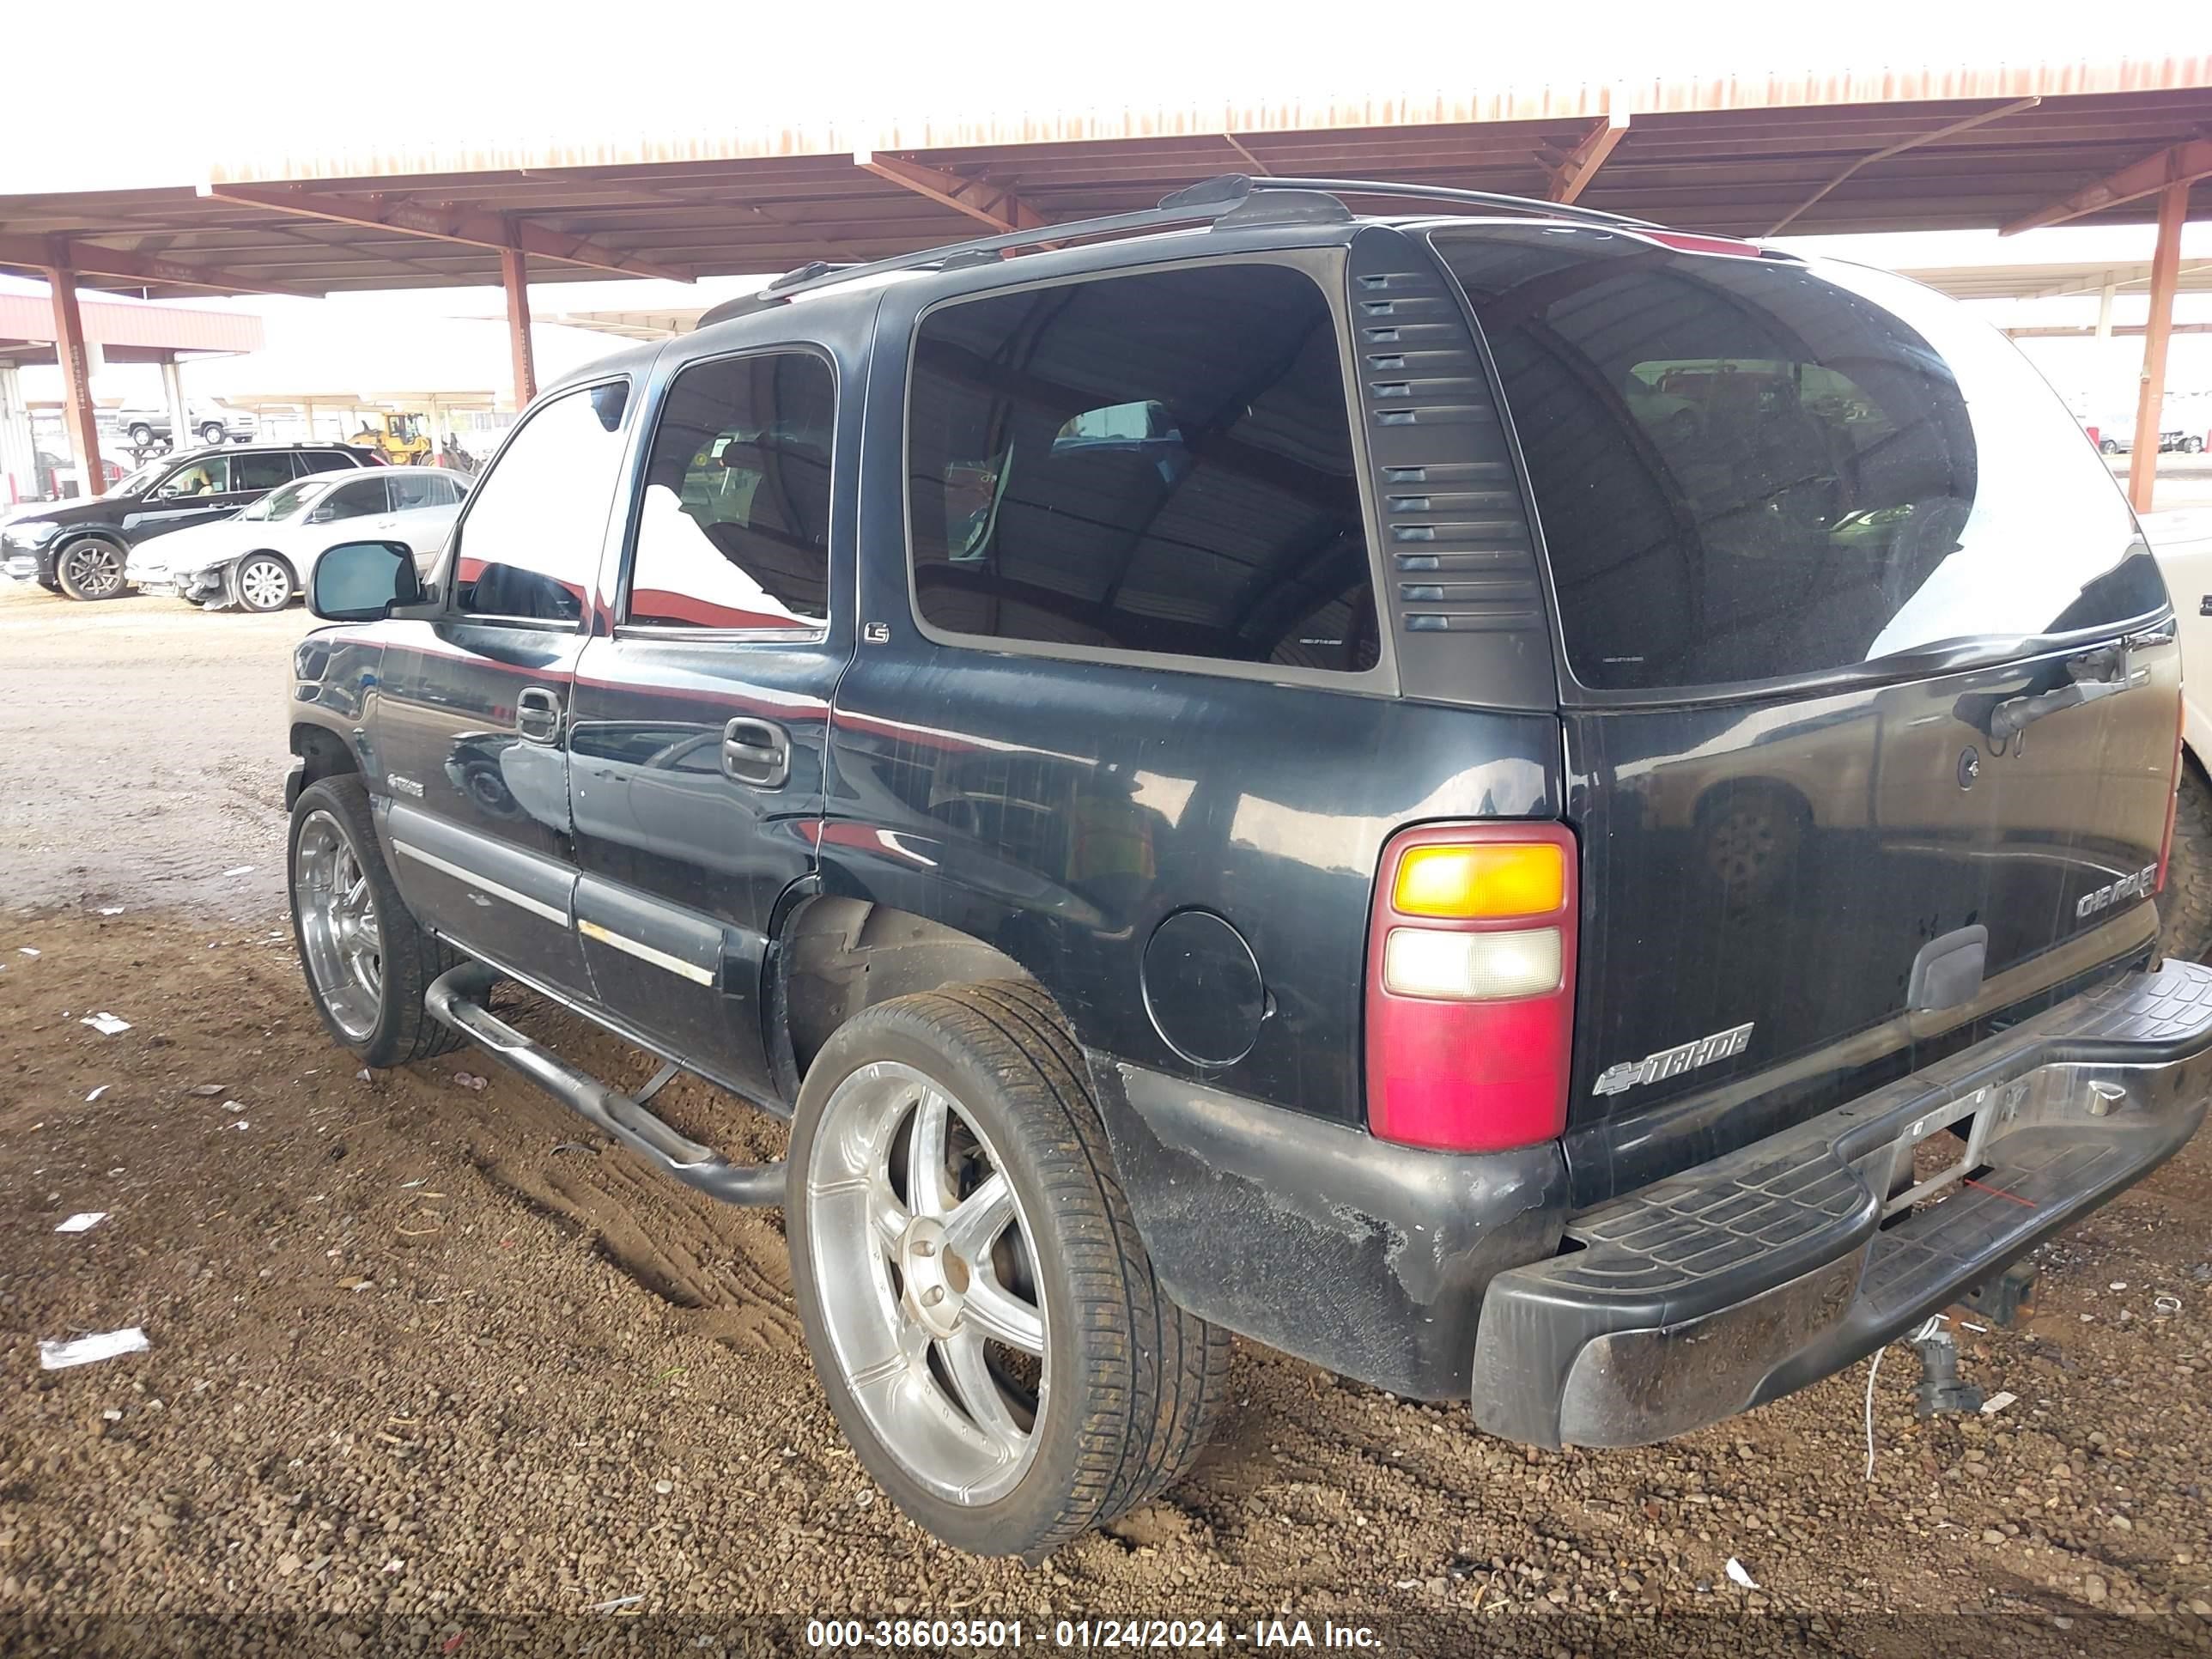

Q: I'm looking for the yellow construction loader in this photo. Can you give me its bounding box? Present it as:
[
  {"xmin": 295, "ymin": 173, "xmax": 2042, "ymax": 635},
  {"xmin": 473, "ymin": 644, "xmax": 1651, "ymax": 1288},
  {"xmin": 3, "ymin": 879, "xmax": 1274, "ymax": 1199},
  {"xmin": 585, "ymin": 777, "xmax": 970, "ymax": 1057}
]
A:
[{"xmin": 348, "ymin": 409, "xmax": 434, "ymax": 467}]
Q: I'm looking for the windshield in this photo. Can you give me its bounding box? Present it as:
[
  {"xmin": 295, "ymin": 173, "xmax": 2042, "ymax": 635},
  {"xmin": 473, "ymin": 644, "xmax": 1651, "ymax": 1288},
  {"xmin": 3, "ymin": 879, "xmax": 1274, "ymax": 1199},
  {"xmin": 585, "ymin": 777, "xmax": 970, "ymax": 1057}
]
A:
[
  {"xmin": 241, "ymin": 478, "xmax": 326, "ymax": 522},
  {"xmin": 112, "ymin": 459, "xmax": 165, "ymax": 496}
]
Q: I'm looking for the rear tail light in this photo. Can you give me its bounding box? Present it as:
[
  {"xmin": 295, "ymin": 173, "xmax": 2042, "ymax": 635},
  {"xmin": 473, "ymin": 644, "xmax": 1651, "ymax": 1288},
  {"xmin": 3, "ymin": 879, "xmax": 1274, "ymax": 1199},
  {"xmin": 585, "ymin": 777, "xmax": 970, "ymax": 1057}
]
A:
[
  {"xmin": 1364, "ymin": 822, "xmax": 1577, "ymax": 1152},
  {"xmin": 2159, "ymin": 690, "xmax": 2185, "ymax": 895}
]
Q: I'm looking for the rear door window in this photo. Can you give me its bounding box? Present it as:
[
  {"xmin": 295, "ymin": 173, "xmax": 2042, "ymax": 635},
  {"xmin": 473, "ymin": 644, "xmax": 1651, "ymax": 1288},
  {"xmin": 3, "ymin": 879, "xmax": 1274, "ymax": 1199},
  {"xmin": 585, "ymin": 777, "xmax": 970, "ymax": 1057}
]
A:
[
  {"xmin": 233, "ymin": 452, "xmax": 295, "ymax": 492},
  {"xmin": 390, "ymin": 472, "xmax": 450, "ymax": 512},
  {"xmin": 313, "ymin": 477, "xmax": 390, "ymax": 521},
  {"xmin": 904, "ymin": 261, "xmax": 1379, "ymax": 675},
  {"xmin": 1434, "ymin": 228, "xmax": 2164, "ymax": 694},
  {"xmin": 296, "ymin": 451, "xmax": 356, "ymax": 475},
  {"xmin": 625, "ymin": 349, "xmax": 836, "ymax": 629}
]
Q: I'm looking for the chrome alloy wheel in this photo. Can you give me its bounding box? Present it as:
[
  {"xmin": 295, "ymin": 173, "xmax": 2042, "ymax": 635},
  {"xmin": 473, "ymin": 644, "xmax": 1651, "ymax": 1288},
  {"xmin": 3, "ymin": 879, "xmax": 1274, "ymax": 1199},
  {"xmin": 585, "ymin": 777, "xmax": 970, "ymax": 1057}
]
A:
[
  {"xmin": 236, "ymin": 556, "xmax": 292, "ymax": 611},
  {"xmin": 293, "ymin": 810, "xmax": 383, "ymax": 1041},
  {"xmin": 60, "ymin": 540, "xmax": 126, "ymax": 599},
  {"xmin": 805, "ymin": 1060, "xmax": 1048, "ymax": 1504}
]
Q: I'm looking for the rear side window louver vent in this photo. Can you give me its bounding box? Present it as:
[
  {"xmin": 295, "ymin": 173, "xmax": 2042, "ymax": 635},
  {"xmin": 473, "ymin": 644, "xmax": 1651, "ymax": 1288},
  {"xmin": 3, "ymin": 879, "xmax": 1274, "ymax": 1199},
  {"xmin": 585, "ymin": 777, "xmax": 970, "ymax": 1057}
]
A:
[{"xmin": 1347, "ymin": 228, "xmax": 1554, "ymax": 710}]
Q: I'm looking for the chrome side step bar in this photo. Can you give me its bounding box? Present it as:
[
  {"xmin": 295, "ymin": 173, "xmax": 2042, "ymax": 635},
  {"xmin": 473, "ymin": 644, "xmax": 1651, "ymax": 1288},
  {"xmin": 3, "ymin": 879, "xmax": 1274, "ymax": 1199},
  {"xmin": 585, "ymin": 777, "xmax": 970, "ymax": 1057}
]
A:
[{"xmin": 424, "ymin": 962, "xmax": 784, "ymax": 1207}]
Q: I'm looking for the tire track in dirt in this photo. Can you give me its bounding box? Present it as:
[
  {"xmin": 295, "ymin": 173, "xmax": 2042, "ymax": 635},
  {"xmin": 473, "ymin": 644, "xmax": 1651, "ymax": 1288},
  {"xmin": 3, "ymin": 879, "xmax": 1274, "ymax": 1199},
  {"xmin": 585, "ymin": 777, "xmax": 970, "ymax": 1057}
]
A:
[{"xmin": 430, "ymin": 992, "xmax": 804, "ymax": 1357}]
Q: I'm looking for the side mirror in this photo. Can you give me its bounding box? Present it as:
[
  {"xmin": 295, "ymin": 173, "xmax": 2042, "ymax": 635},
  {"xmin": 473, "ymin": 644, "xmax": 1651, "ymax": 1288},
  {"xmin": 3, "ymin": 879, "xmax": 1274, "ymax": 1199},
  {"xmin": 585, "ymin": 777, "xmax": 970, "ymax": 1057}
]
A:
[{"xmin": 309, "ymin": 539, "xmax": 422, "ymax": 621}]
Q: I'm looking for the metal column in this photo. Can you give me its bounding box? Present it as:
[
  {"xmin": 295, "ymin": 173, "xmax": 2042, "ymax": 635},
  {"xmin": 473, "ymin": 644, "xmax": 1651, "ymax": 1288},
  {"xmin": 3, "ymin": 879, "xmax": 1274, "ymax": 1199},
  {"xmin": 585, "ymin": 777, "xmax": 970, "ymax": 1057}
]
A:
[
  {"xmin": 2126, "ymin": 180, "xmax": 2188, "ymax": 515},
  {"xmin": 40, "ymin": 268, "xmax": 104, "ymax": 498},
  {"xmin": 0, "ymin": 360, "xmax": 34, "ymax": 503},
  {"xmin": 501, "ymin": 248, "xmax": 537, "ymax": 411},
  {"xmin": 161, "ymin": 356, "xmax": 191, "ymax": 450}
]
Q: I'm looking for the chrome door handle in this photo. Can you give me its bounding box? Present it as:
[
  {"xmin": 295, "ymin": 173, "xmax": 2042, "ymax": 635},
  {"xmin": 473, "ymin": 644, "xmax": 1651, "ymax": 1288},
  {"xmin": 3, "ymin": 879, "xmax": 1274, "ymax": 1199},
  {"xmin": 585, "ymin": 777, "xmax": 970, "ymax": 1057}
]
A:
[
  {"xmin": 721, "ymin": 717, "xmax": 789, "ymax": 788},
  {"xmin": 515, "ymin": 686, "xmax": 563, "ymax": 744}
]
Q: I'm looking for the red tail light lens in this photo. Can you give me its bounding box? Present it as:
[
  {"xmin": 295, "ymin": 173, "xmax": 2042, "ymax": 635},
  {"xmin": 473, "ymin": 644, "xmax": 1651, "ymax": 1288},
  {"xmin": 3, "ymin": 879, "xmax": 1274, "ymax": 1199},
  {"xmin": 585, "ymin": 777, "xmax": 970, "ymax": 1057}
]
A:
[{"xmin": 1364, "ymin": 822, "xmax": 1577, "ymax": 1152}]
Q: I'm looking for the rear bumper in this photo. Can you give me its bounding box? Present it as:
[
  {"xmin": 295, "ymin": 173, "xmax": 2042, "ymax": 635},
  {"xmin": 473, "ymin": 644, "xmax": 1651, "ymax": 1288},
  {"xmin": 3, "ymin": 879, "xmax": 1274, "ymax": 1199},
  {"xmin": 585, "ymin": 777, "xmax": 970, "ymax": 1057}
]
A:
[{"xmin": 1472, "ymin": 958, "xmax": 2212, "ymax": 1448}]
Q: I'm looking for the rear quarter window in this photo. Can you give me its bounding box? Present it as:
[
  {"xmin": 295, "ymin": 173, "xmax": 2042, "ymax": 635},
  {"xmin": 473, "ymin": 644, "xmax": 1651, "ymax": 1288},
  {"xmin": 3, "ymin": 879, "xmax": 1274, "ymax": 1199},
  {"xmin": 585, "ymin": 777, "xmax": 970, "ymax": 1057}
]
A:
[
  {"xmin": 903, "ymin": 261, "xmax": 1380, "ymax": 677},
  {"xmin": 1434, "ymin": 228, "xmax": 2164, "ymax": 694}
]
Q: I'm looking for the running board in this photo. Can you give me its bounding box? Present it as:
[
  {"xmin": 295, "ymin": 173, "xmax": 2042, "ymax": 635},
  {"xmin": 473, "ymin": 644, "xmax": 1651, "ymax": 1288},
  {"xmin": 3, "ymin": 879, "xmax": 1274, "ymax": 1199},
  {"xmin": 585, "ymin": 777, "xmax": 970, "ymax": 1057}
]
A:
[{"xmin": 424, "ymin": 963, "xmax": 784, "ymax": 1206}]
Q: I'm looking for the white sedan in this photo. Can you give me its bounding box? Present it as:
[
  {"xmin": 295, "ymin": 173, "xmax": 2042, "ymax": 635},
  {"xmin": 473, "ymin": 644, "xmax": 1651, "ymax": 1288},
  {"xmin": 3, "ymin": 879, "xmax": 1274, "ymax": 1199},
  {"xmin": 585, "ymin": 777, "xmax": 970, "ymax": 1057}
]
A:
[{"xmin": 127, "ymin": 466, "xmax": 469, "ymax": 611}]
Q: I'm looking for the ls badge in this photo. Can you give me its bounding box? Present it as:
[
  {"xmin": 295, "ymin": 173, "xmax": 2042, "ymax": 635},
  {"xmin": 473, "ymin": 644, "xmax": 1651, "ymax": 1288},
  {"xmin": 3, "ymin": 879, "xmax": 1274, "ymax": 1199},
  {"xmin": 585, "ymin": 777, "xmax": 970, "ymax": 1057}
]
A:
[{"xmin": 1593, "ymin": 1021, "xmax": 1754, "ymax": 1097}]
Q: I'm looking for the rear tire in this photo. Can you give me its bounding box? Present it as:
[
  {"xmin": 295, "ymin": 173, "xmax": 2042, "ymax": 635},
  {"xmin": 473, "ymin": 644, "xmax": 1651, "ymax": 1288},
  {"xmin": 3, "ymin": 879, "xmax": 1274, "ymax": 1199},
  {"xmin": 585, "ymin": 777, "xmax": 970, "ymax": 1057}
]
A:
[
  {"xmin": 288, "ymin": 775, "xmax": 462, "ymax": 1067},
  {"xmin": 786, "ymin": 981, "xmax": 1229, "ymax": 1559},
  {"xmin": 2161, "ymin": 763, "xmax": 2212, "ymax": 963}
]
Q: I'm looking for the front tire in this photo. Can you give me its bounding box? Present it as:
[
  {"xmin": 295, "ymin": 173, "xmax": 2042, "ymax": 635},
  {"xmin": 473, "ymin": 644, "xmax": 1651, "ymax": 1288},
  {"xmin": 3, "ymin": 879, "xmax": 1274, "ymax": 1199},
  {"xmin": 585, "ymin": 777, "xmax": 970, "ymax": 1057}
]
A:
[
  {"xmin": 199, "ymin": 422, "xmax": 226, "ymax": 445},
  {"xmin": 233, "ymin": 552, "xmax": 295, "ymax": 612},
  {"xmin": 128, "ymin": 422, "xmax": 155, "ymax": 447},
  {"xmin": 289, "ymin": 775, "xmax": 462, "ymax": 1067},
  {"xmin": 787, "ymin": 982, "xmax": 1229, "ymax": 1559},
  {"xmin": 54, "ymin": 537, "xmax": 128, "ymax": 600}
]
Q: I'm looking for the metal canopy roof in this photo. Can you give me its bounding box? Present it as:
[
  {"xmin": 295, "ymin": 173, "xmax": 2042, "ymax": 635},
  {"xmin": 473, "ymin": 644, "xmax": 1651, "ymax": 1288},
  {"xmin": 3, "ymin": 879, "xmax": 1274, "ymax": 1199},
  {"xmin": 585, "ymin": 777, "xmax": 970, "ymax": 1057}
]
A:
[
  {"xmin": 1900, "ymin": 257, "xmax": 2212, "ymax": 301},
  {"xmin": 1, "ymin": 58, "xmax": 2208, "ymax": 300}
]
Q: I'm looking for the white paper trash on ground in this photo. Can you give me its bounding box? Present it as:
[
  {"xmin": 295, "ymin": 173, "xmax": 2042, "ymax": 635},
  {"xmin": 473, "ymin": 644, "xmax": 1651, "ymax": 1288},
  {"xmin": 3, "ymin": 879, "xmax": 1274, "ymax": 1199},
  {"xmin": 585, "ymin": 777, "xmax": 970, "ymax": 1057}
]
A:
[
  {"xmin": 79, "ymin": 1013, "xmax": 131, "ymax": 1036},
  {"xmin": 38, "ymin": 1328, "xmax": 149, "ymax": 1370},
  {"xmin": 1725, "ymin": 1558, "xmax": 1760, "ymax": 1590},
  {"xmin": 54, "ymin": 1212, "xmax": 107, "ymax": 1234}
]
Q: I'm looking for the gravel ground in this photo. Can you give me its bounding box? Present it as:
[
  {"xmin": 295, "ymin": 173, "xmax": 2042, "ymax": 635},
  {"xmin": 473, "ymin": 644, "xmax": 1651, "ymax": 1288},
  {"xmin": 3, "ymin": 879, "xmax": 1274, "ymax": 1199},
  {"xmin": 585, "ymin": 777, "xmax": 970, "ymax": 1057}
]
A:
[{"xmin": 3, "ymin": 582, "xmax": 2212, "ymax": 1657}]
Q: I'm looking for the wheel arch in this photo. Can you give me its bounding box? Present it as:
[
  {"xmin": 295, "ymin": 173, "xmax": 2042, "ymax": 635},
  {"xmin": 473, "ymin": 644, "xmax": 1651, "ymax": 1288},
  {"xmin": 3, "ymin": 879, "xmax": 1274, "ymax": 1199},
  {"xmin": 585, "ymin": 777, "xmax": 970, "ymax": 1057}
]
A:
[
  {"xmin": 289, "ymin": 720, "xmax": 362, "ymax": 792},
  {"xmin": 55, "ymin": 527, "xmax": 128, "ymax": 556},
  {"xmin": 238, "ymin": 547, "xmax": 301, "ymax": 593},
  {"xmin": 770, "ymin": 889, "xmax": 1049, "ymax": 1099}
]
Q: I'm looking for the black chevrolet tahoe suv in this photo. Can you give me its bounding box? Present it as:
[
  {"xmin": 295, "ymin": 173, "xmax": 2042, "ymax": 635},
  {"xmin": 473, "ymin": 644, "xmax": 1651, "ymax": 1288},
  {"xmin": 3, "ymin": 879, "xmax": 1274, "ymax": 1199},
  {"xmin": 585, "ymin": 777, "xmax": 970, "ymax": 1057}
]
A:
[
  {"xmin": 2, "ymin": 441, "xmax": 378, "ymax": 599},
  {"xmin": 281, "ymin": 175, "xmax": 2210, "ymax": 1559}
]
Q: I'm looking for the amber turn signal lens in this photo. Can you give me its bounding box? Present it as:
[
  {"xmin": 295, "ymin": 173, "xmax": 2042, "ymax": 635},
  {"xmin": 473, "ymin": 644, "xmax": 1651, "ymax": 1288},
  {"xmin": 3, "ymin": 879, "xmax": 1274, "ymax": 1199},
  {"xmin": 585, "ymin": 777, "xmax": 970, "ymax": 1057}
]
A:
[{"xmin": 1392, "ymin": 842, "xmax": 1565, "ymax": 920}]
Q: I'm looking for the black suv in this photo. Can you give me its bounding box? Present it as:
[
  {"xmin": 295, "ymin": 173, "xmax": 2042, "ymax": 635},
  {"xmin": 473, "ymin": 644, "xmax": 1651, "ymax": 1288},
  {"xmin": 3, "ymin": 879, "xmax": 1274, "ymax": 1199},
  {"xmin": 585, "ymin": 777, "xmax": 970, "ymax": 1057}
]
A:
[
  {"xmin": 280, "ymin": 176, "xmax": 2210, "ymax": 1559},
  {"xmin": 1, "ymin": 441, "xmax": 379, "ymax": 599}
]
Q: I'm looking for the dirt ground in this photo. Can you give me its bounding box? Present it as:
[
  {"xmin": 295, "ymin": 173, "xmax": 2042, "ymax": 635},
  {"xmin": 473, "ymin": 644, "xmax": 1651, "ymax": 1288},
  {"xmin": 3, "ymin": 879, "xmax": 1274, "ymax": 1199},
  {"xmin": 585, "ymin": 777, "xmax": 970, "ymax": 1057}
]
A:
[{"xmin": 4, "ymin": 582, "xmax": 2212, "ymax": 1656}]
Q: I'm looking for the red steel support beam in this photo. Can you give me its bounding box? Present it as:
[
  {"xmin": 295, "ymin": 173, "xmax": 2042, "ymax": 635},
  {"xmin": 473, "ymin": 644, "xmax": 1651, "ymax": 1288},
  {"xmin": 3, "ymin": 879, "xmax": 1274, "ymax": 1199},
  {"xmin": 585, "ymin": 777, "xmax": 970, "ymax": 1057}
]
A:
[
  {"xmin": 1769, "ymin": 97, "xmax": 2039, "ymax": 235},
  {"xmin": 40, "ymin": 269, "xmax": 104, "ymax": 499},
  {"xmin": 2127, "ymin": 179, "xmax": 2188, "ymax": 514},
  {"xmin": 2003, "ymin": 135, "xmax": 2212, "ymax": 236},
  {"xmin": 0, "ymin": 232, "xmax": 319, "ymax": 298},
  {"xmin": 502, "ymin": 248, "xmax": 538, "ymax": 411},
  {"xmin": 1546, "ymin": 112, "xmax": 1629, "ymax": 206},
  {"xmin": 855, "ymin": 152, "xmax": 1048, "ymax": 233},
  {"xmin": 199, "ymin": 183, "xmax": 696, "ymax": 283}
]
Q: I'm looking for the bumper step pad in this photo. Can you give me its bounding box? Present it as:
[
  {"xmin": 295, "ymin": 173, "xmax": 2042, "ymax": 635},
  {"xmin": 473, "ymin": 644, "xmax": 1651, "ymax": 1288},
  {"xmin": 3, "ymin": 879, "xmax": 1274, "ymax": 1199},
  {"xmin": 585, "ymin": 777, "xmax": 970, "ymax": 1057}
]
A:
[{"xmin": 1473, "ymin": 959, "xmax": 2212, "ymax": 1448}]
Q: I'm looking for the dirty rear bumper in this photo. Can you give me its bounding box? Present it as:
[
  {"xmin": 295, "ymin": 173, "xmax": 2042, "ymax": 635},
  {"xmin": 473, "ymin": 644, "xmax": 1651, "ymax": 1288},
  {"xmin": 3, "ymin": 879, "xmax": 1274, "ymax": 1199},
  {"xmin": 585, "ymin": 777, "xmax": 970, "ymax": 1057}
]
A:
[
  {"xmin": 1471, "ymin": 959, "xmax": 2212, "ymax": 1448},
  {"xmin": 1089, "ymin": 1057, "xmax": 1571, "ymax": 1401}
]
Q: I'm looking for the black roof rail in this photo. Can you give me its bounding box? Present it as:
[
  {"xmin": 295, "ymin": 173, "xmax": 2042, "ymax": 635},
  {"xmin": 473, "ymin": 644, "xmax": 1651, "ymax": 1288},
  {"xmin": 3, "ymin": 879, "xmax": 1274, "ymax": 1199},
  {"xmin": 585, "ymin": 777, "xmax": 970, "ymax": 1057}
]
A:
[
  {"xmin": 1249, "ymin": 176, "xmax": 1660, "ymax": 230},
  {"xmin": 692, "ymin": 173, "xmax": 1667, "ymax": 326}
]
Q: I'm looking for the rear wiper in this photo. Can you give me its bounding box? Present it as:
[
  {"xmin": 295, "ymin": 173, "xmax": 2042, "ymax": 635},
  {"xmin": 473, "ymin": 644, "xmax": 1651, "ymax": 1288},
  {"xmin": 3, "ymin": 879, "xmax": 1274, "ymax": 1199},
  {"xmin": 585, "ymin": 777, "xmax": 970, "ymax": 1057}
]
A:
[{"xmin": 1975, "ymin": 627, "xmax": 2169, "ymax": 745}]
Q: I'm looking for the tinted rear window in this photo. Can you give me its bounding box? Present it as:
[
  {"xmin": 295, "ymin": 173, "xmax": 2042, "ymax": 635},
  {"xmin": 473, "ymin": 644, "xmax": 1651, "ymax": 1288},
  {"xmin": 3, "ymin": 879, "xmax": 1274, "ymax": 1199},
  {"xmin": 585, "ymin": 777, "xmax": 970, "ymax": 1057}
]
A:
[{"xmin": 1436, "ymin": 228, "xmax": 2163, "ymax": 693}]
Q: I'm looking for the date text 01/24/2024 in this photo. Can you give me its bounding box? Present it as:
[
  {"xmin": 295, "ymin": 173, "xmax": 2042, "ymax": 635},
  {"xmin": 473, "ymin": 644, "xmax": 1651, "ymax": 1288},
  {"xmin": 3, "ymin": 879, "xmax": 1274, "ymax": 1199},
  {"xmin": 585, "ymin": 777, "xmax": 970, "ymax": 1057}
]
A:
[{"xmin": 805, "ymin": 1618, "xmax": 1384, "ymax": 1650}]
